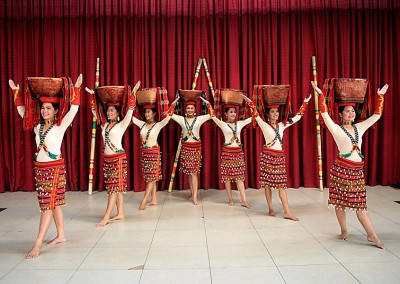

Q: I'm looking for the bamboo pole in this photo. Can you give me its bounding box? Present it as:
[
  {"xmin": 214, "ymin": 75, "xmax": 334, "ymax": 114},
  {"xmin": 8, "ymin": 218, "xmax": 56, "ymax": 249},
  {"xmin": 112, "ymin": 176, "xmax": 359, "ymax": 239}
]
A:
[
  {"xmin": 168, "ymin": 58, "xmax": 203, "ymax": 192},
  {"xmin": 202, "ymin": 58, "xmax": 215, "ymax": 100},
  {"xmin": 312, "ymin": 56, "xmax": 324, "ymax": 191},
  {"xmin": 88, "ymin": 57, "xmax": 100, "ymax": 195}
]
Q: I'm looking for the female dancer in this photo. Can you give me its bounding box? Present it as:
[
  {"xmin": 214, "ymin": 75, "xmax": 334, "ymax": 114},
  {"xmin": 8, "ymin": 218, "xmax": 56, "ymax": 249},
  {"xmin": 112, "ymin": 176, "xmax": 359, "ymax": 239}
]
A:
[
  {"xmin": 312, "ymin": 81, "xmax": 388, "ymax": 248},
  {"xmin": 9, "ymin": 74, "xmax": 82, "ymax": 258},
  {"xmin": 171, "ymin": 92, "xmax": 211, "ymax": 205},
  {"xmin": 201, "ymin": 95, "xmax": 257, "ymax": 208},
  {"xmin": 87, "ymin": 81, "xmax": 141, "ymax": 226},
  {"xmin": 132, "ymin": 97, "xmax": 179, "ymax": 210},
  {"xmin": 245, "ymin": 94, "xmax": 311, "ymax": 221}
]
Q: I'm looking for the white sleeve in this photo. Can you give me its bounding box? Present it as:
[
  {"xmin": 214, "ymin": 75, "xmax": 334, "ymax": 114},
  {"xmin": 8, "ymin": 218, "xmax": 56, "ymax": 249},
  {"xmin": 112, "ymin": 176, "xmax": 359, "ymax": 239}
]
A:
[
  {"xmin": 132, "ymin": 116, "xmax": 145, "ymax": 128},
  {"xmin": 58, "ymin": 105, "xmax": 79, "ymax": 132}
]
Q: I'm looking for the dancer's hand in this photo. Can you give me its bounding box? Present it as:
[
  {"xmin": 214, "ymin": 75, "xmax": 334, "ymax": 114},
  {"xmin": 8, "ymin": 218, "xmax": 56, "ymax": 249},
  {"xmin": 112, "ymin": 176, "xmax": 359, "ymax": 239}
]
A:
[
  {"xmin": 311, "ymin": 81, "xmax": 322, "ymax": 94},
  {"xmin": 9, "ymin": 79, "xmax": 20, "ymax": 91},
  {"xmin": 75, "ymin": 74, "xmax": 83, "ymax": 88},
  {"xmin": 85, "ymin": 87, "xmax": 95, "ymax": 95},
  {"xmin": 132, "ymin": 80, "xmax": 141, "ymax": 94},
  {"xmin": 304, "ymin": 94, "xmax": 312, "ymax": 103},
  {"xmin": 241, "ymin": 93, "xmax": 252, "ymax": 103},
  {"xmin": 200, "ymin": 97, "xmax": 210, "ymax": 105},
  {"xmin": 377, "ymin": 84, "xmax": 389, "ymax": 96},
  {"xmin": 171, "ymin": 96, "xmax": 179, "ymax": 106}
]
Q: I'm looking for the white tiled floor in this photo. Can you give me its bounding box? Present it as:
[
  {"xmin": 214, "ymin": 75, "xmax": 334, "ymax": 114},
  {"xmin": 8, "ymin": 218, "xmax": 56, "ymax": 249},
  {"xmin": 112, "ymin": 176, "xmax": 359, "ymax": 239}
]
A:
[{"xmin": 0, "ymin": 186, "xmax": 400, "ymax": 284}]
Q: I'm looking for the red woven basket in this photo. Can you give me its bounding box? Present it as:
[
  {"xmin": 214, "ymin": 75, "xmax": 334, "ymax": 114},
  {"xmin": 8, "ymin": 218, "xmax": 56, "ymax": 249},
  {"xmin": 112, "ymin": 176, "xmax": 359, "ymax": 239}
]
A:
[
  {"xmin": 334, "ymin": 78, "xmax": 368, "ymax": 103},
  {"xmin": 262, "ymin": 85, "xmax": 290, "ymax": 105},
  {"xmin": 136, "ymin": 88, "xmax": 158, "ymax": 105},
  {"xmin": 178, "ymin": 90, "xmax": 202, "ymax": 101},
  {"xmin": 96, "ymin": 86, "xmax": 124, "ymax": 104},
  {"xmin": 220, "ymin": 89, "xmax": 245, "ymax": 105},
  {"xmin": 27, "ymin": 77, "xmax": 63, "ymax": 97}
]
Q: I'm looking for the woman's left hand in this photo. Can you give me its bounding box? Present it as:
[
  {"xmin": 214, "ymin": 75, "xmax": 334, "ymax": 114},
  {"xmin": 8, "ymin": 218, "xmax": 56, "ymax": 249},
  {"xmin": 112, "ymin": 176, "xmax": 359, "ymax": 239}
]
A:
[
  {"xmin": 241, "ymin": 93, "xmax": 252, "ymax": 103},
  {"xmin": 171, "ymin": 96, "xmax": 180, "ymax": 106},
  {"xmin": 304, "ymin": 94, "xmax": 312, "ymax": 103},
  {"xmin": 377, "ymin": 84, "xmax": 389, "ymax": 95},
  {"xmin": 75, "ymin": 74, "xmax": 83, "ymax": 88}
]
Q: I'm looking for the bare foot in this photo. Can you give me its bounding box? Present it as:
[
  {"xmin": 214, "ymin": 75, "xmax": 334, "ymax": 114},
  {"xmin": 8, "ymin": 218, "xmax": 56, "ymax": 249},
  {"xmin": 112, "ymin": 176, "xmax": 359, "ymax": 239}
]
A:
[
  {"xmin": 110, "ymin": 214, "xmax": 125, "ymax": 221},
  {"xmin": 26, "ymin": 243, "xmax": 41, "ymax": 259},
  {"xmin": 47, "ymin": 236, "xmax": 67, "ymax": 246},
  {"xmin": 96, "ymin": 218, "xmax": 110, "ymax": 227},
  {"xmin": 338, "ymin": 231, "xmax": 348, "ymax": 240},
  {"xmin": 193, "ymin": 196, "xmax": 198, "ymax": 205},
  {"xmin": 138, "ymin": 202, "xmax": 147, "ymax": 211},
  {"xmin": 241, "ymin": 201, "xmax": 252, "ymax": 209},
  {"xmin": 367, "ymin": 234, "xmax": 384, "ymax": 249},
  {"xmin": 185, "ymin": 194, "xmax": 193, "ymax": 201},
  {"xmin": 268, "ymin": 210, "xmax": 276, "ymax": 217},
  {"xmin": 283, "ymin": 213, "xmax": 299, "ymax": 221},
  {"xmin": 146, "ymin": 200, "xmax": 158, "ymax": 206},
  {"xmin": 228, "ymin": 200, "xmax": 234, "ymax": 206}
]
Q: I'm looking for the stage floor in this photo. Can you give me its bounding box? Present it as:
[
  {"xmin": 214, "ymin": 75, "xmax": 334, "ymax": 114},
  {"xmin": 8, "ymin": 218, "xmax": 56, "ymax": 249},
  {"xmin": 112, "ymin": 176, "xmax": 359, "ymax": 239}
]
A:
[{"xmin": 0, "ymin": 186, "xmax": 399, "ymax": 284}]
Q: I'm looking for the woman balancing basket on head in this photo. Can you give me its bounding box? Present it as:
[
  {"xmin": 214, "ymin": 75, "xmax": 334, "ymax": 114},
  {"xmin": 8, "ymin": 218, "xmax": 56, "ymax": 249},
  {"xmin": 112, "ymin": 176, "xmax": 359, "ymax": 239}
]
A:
[
  {"xmin": 201, "ymin": 89, "xmax": 257, "ymax": 208},
  {"xmin": 170, "ymin": 90, "xmax": 212, "ymax": 205},
  {"xmin": 251, "ymin": 85, "xmax": 311, "ymax": 221},
  {"xmin": 132, "ymin": 88, "xmax": 178, "ymax": 210},
  {"xmin": 9, "ymin": 74, "xmax": 82, "ymax": 258},
  {"xmin": 86, "ymin": 81, "xmax": 141, "ymax": 227},
  {"xmin": 312, "ymin": 78, "xmax": 389, "ymax": 249}
]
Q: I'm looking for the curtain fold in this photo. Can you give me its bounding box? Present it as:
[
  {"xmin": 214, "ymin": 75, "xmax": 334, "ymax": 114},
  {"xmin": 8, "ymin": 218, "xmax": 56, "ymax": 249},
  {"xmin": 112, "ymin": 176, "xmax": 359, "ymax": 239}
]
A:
[{"xmin": 1, "ymin": 0, "xmax": 399, "ymax": 193}]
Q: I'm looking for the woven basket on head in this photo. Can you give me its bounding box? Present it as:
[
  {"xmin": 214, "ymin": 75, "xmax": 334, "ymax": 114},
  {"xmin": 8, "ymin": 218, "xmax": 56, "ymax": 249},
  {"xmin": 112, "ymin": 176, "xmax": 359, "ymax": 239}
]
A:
[
  {"xmin": 262, "ymin": 85, "xmax": 290, "ymax": 106},
  {"xmin": 27, "ymin": 77, "xmax": 63, "ymax": 98},
  {"xmin": 136, "ymin": 88, "xmax": 158, "ymax": 105},
  {"xmin": 96, "ymin": 86, "xmax": 124, "ymax": 104},
  {"xmin": 334, "ymin": 78, "xmax": 368, "ymax": 103},
  {"xmin": 178, "ymin": 89, "xmax": 202, "ymax": 101},
  {"xmin": 220, "ymin": 89, "xmax": 245, "ymax": 105}
]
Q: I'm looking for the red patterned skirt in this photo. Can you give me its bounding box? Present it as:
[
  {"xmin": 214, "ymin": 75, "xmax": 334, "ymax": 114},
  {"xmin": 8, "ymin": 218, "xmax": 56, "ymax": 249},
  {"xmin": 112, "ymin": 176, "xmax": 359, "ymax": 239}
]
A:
[
  {"xmin": 180, "ymin": 141, "xmax": 202, "ymax": 175},
  {"xmin": 103, "ymin": 152, "xmax": 128, "ymax": 194},
  {"xmin": 329, "ymin": 157, "xmax": 367, "ymax": 212},
  {"xmin": 260, "ymin": 148, "xmax": 287, "ymax": 190},
  {"xmin": 34, "ymin": 159, "xmax": 66, "ymax": 212},
  {"xmin": 221, "ymin": 146, "xmax": 245, "ymax": 182},
  {"xmin": 142, "ymin": 146, "xmax": 162, "ymax": 182}
]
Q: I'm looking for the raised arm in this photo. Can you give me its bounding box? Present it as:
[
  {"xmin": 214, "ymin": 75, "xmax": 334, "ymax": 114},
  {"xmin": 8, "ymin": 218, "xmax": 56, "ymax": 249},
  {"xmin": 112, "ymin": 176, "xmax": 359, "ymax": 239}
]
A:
[
  {"xmin": 119, "ymin": 80, "xmax": 141, "ymax": 130},
  {"xmin": 58, "ymin": 74, "xmax": 82, "ymax": 131},
  {"xmin": 156, "ymin": 96, "xmax": 179, "ymax": 129},
  {"xmin": 357, "ymin": 84, "xmax": 388, "ymax": 133},
  {"xmin": 9, "ymin": 79, "xmax": 25, "ymax": 118},
  {"xmin": 311, "ymin": 81, "xmax": 338, "ymax": 134},
  {"xmin": 284, "ymin": 94, "xmax": 311, "ymax": 129},
  {"xmin": 240, "ymin": 93, "xmax": 258, "ymax": 127}
]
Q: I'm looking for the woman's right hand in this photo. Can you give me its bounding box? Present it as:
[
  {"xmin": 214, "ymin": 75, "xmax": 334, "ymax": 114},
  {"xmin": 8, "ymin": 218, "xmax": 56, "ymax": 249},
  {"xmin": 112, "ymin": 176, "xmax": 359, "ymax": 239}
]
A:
[
  {"xmin": 9, "ymin": 79, "xmax": 19, "ymax": 91},
  {"xmin": 85, "ymin": 87, "xmax": 95, "ymax": 95},
  {"xmin": 200, "ymin": 97, "xmax": 210, "ymax": 105},
  {"xmin": 311, "ymin": 81, "xmax": 322, "ymax": 94}
]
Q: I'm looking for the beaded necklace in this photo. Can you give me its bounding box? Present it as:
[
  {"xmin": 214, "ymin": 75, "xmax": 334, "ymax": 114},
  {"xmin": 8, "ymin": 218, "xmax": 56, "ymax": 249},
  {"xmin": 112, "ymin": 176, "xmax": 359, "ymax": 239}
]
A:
[
  {"xmin": 183, "ymin": 116, "xmax": 199, "ymax": 141},
  {"xmin": 265, "ymin": 123, "xmax": 282, "ymax": 148},
  {"xmin": 104, "ymin": 123, "xmax": 123, "ymax": 153},
  {"xmin": 340, "ymin": 125, "xmax": 363, "ymax": 158},
  {"xmin": 224, "ymin": 122, "xmax": 242, "ymax": 146},
  {"xmin": 34, "ymin": 123, "xmax": 61, "ymax": 160},
  {"xmin": 140, "ymin": 122, "xmax": 156, "ymax": 148}
]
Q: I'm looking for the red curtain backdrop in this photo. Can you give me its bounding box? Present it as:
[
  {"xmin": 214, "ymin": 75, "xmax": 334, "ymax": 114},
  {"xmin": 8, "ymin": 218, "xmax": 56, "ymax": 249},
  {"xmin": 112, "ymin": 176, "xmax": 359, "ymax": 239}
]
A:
[{"xmin": 1, "ymin": 0, "xmax": 399, "ymax": 193}]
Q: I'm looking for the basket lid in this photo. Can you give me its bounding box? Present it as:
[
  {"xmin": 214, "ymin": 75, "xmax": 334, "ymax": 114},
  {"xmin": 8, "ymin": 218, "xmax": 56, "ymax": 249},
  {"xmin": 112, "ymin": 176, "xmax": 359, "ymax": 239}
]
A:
[{"xmin": 27, "ymin": 77, "xmax": 63, "ymax": 97}]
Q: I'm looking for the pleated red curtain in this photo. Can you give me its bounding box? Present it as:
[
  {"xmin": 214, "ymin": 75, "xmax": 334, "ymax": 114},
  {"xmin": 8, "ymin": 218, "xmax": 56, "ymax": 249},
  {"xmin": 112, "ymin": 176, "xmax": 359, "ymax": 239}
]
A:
[{"xmin": 0, "ymin": 0, "xmax": 399, "ymax": 193}]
